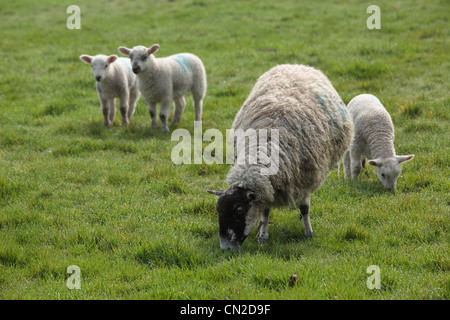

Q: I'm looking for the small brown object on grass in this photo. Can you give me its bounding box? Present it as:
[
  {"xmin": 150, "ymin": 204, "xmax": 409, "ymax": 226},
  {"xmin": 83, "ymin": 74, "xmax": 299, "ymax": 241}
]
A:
[{"xmin": 289, "ymin": 273, "xmax": 298, "ymax": 287}]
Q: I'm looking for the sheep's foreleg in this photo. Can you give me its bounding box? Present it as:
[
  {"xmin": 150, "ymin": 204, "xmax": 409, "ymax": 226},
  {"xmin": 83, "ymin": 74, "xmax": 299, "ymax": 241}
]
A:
[
  {"xmin": 299, "ymin": 196, "xmax": 314, "ymax": 238},
  {"xmin": 159, "ymin": 98, "xmax": 172, "ymax": 132},
  {"xmin": 148, "ymin": 102, "xmax": 158, "ymax": 129},
  {"xmin": 257, "ymin": 207, "xmax": 270, "ymax": 243},
  {"xmin": 100, "ymin": 98, "xmax": 112, "ymax": 128},
  {"xmin": 128, "ymin": 86, "xmax": 139, "ymax": 120},
  {"xmin": 119, "ymin": 93, "xmax": 130, "ymax": 126},
  {"xmin": 343, "ymin": 150, "xmax": 351, "ymax": 179}
]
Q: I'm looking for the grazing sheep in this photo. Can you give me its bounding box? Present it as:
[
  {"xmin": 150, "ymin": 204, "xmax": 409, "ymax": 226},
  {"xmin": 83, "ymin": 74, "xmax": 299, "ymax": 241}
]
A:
[
  {"xmin": 343, "ymin": 94, "xmax": 414, "ymax": 189},
  {"xmin": 80, "ymin": 54, "xmax": 140, "ymax": 127},
  {"xmin": 118, "ymin": 44, "xmax": 207, "ymax": 132},
  {"xmin": 208, "ymin": 64, "xmax": 354, "ymax": 250}
]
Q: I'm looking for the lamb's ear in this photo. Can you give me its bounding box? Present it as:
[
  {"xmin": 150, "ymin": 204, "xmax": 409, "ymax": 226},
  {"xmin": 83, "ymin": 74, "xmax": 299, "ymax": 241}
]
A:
[
  {"xmin": 80, "ymin": 55, "xmax": 93, "ymax": 64},
  {"xmin": 118, "ymin": 46, "xmax": 131, "ymax": 56},
  {"xmin": 367, "ymin": 159, "xmax": 381, "ymax": 167},
  {"xmin": 108, "ymin": 55, "xmax": 118, "ymax": 64},
  {"xmin": 246, "ymin": 191, "xmax": 261, "ymax": 203},
  {"xmin": 396, "ymin": 155, "xmax": 414, "ymax": 164},
  {"xmin": 207, "ymin": 190, "xmax": 225, "ymax": 197},
  {"xmin": 148, "ymin": 44, "xmax": 159, "ymax": 55}
]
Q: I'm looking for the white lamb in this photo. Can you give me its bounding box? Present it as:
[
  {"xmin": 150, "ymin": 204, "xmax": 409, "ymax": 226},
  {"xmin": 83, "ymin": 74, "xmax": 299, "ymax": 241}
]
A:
[
  {"xmin": 80, "ymin": 54, "xmax": 140, "ymax": 127},
  {"xmin": 118, "ymin": 44, "xmax": 207, "ymax": 132},
  {"xmin": 343, "ymin": 94, "xmax": 414, "ymax": 189}
]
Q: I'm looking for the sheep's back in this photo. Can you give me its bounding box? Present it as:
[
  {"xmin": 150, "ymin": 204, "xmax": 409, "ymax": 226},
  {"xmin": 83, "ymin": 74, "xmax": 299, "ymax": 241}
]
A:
[
  {"xmin": 347, "ymin": 94, "xmax": 394, "ymax": 137},
  {"xmin": 347, "ymin": 94, "xmax": 395, "ymax": 157}
]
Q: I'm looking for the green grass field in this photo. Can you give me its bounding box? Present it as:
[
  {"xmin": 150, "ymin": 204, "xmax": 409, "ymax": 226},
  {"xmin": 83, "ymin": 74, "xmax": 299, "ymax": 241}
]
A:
[{"xmin": 0, "ymin": 0, "xmax": 448, "ymax": 300}]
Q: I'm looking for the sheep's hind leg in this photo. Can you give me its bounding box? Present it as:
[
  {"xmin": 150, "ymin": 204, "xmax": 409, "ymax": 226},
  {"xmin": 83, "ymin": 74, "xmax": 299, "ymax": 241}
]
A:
[
  {"xmin": 172, "ymin": 96, "xmax": 186, "ymax": 125},
  {"xmin": 128, "ymin": 86, "xmax": 139, "ymax": 121},
  {"xmin": 350, "ymin": 153, "xmax": 363, "ymax": 179},
  {"xmin": 343, "ymin": 151, "xmax": 351, "ymax": 179},
  {"xmin": 257, "ymin": 208, "xmax": 270, "ymax": 243},
  {"xmin": 193, "ymin": 95, "xmax": 203, "ymax": 122},
  {"xmin": 299, "ymin": 196, "xmax": 314, "ymax": 238}
]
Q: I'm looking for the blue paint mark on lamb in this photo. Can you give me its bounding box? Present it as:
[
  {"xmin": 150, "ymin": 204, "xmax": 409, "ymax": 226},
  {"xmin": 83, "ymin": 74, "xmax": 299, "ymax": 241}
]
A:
[{"xmin": 172, "ymin": 55, "xmax": 190, "ymax": 74}]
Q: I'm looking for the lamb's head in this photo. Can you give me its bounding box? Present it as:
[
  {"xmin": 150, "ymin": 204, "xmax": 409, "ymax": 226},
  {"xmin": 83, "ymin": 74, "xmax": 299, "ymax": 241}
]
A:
[
  {"xmin": 208, "ymin": 188, "xmax": 263, "ymax": 250},
  {"xmin": 80, "ymin": 54, "xmax": 117, "ymax": 82},
  {"xmin": 118, "ymin": 44, "xmax": 159, "ymax": 74},
  {"xmin": 368, "ymin": 155, "xmax": 414, "ymax": 190}
]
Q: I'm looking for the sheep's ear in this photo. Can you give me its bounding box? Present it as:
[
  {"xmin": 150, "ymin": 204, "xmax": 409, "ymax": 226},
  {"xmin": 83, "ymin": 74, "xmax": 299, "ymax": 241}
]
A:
[
  {"xmin": 367, "ymin": 159, "xmax": 381, "ymax": 167},
  {"xmin": 80, "ymin": 55, "xmax": 92, "ymax": 64},
  {"xmin": 247, "ymin": 191, "xmax": 261, "ymax": 203},
  {"xmin": 118, "ymin": 46, "xmax": 131, "ymax": 56},
  {"xmin": 207, "ymin": 190, "xmax": 225, "ymax": 197},
  {"xmin": 108, "ymin": 55, "xmax": 118, "ymax": 64},
  {"xmin": 396, "ymin": 155, "xmax": 414, "ymax": 164},
  {"xmin": 148, "ymin": 44, "xmax": 159, "ymax": 55}
]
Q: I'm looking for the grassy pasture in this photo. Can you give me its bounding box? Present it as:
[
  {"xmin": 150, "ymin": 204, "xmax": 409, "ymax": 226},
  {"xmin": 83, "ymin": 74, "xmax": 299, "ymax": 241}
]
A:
[{"xmin": 0, "ymin": 0, "xmax": 448, "ymax": 299}]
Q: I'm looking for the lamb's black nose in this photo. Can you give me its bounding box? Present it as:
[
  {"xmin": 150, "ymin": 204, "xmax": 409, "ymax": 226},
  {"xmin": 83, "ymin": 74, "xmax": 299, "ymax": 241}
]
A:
[
  {"xmin": 132, "ymin": 67, "xmax": 140, "ymax": 74},
  {"xmin": 95, "ymin": 76, "xmax": 102, "ymax": 82}
]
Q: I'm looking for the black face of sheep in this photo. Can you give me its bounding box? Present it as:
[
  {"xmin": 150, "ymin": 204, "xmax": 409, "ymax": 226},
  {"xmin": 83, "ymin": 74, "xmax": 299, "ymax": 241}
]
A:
[{"xmin": 208, "ymin": 188, "xmax": 262, "ymax": 250}]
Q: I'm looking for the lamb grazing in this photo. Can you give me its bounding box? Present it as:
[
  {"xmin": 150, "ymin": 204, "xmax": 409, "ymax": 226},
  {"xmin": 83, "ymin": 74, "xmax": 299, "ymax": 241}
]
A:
[
  {"xmin": 343, "ymin": 94, "xmax": 414, "ymax": 189},
  {"xmin": 80, "ymin": 54, "xmax": 140, "ymax": 127},
  {"xmin": 208, "ymin": 64, "xmax": 354, "ymax": 250},
  {"xmin": 117, "ymin": 44, "xmax": 207, "ymax": 132}
]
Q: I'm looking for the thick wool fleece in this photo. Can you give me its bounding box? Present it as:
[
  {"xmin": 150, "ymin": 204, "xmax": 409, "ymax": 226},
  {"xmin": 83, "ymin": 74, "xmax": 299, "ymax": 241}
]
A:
[
  {"xmin": 137, "ymin": 53, "xmax": 206, "ymax": 104},
  {"xmin": 226, "ymin": 64, "xmax": 354, "ymax": 207}
]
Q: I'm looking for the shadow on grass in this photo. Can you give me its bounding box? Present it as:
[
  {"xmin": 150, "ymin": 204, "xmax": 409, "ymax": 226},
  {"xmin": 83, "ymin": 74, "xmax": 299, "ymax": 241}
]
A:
[
  {"xmin": 86, "ymin": 119, "xmax": 202, "ymax": 141},
  {"xmin": 335, "ymin": 168, "xmax": 391, "ymax": 197},
  {"xmin": 346, "ymin": 179, "xmax": 389, "ymax": 197},
  {"xmin": 56, "ymin": 119, "xmax": 175, "ymax": 141}
]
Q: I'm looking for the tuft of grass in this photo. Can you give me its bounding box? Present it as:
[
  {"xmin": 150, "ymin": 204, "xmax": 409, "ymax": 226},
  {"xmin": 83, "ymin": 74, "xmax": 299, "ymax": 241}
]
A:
[
  {"xmin": 134, "ymin": 239, "xmax": 208, "ymax": 269},
  {"xmin": 397, "ymin": 102, "xmax": 423, "ymax": 118}
]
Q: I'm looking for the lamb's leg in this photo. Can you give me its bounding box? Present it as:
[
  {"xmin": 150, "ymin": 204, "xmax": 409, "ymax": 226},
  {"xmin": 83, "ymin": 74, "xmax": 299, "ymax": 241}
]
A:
[
  {"xmin": 119, "ymin": 93, "xmax": 130, "ymax": 126},
  {"xmin": 193, "ymin": 96, "xmax": 203, "ymax": 122},
  {"xmin": 101, "ymin": 98, "xmax": 112, "ymax": 128},
  {"xmin": 343, "ymin": 150, "xmax": 351, "ymax": 179},
  {"xmin": 192, "ymin": 71, "xmax": 206, "ymax": 122},
  {"xmin": 257, "ymin": 207, "xmax": 270, "ymax": 243},
  {"xmin": 172, "ymin": 96, "xmax": 186, "ymax": 125},
  {"xmin": 299, "ymin": 196, "xmax": 314, "ymax": 238},
  {"xmin": 159, "ymin": 97, "xmax": 172, "ymax": 133},
  {"xmin": 350, "ymin": 152, "xmax": 363, "ymax": 179},
  {"xmin": 108, "ymin": 100, "xmax": 116, "ymax": 127},
  {"xmin": 128, "ymin": 86, "xmax": 139, "ymax": 121},
  {"xmin": 148, "ymin": 102, "xmax": 158, "ymax": 129}
]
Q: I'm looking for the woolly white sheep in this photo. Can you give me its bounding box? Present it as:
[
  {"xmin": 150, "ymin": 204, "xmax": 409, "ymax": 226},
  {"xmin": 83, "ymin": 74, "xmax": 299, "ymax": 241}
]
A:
[
  {"xmin": 80, "ymin": 54, "xmax": 140, "ymax": 127},
  {"xmin": 117, "ymin": 44, "xmax": 207, "ymax": 132},
  {"xmin": 343, "ymin": 94, "xmax": 414, "ymax": 189},
  {"xmin": 208, "ymin": 64, "xmax": 354, "ymax": 250}
]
